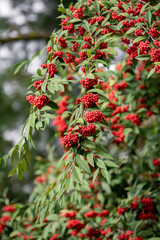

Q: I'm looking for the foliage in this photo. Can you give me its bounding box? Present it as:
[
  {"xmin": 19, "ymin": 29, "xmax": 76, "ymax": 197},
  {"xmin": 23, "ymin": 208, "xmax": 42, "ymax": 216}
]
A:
[{"xmin": 0, "ymin": 0, "xmax": 160, "ymax": 239}]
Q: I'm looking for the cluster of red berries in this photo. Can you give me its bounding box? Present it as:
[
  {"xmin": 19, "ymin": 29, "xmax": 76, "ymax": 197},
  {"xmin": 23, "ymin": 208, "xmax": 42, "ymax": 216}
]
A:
[
  {"xmin": 35, "ymin": 175, "xmax": 47, "ymax": 184},
  {"xmin": 79, "ymin": 51, "xmax": 88, "ymax": 60},
  {"xmin": 135, "ymin": 29, "xmax": 143, "ymax": 37},
  {"xmin": 84, "ymin": 209, "xmax": 109, "ymax": 218},
  {"xmin": 2, "ymin": 205, "xmax": 16, "ymax": 212},
  {"xmin": 154, "ymin": 40, "xmax": 160, "ymax": 47},
  {"xmin": 56, "ymin": 96, "xmax": 68, "ymax": 115},
  {"xmin": 26, "ymin": 95, "xmax": 35, "ymax": 104},
  {"xmin": 78, "ymin": 93, "xmax": 99, "ymax": 108},
  {"xmin": 33, "ymin": 80, "xmax": 43, "ymax": 90},
  {"xmin": 114, "ymin": 81, "xmax": 127, "ymax": 91},
  {"xmin": 53, "ymin": 116, "xmax": 68, "ymax": 133},
  {"xmin": 155, "ymin": 65, "xmax": 160, "ymax": 73},
  {"xmin": 149, "ymin": 48, "xmax": 160, "ymax": 62},
  {"xmin": 85, "ymin": 110, "xmax": 104, "ymax": 123},
  {"xmin": 34, "ymin": 95, "xmax": 49, "ymax": 109},
  {"xmin": 41, "ymin": 63, "xmax": 47, "ymax": 69},
  {"xmin": 78, "ymin": 123, "xmax": 96, "ymax": 137},
  {"xmin": 80, "ymin": 76, "xmax": 98, "ymax": 89},
  {"xmin": 138, "ymin": 40, "xmax": 150, "ymax": 55},
  {"xmin": 63, "ymin": 211, "xmax": 76, "ymax": 218},
  {"xmin": 64, "ymin": 53, "xmax": 75, "ymax": 63},
  {"xmin": 58, "ymin": 37, "xmax": 68, "ymax": 48},
  {"xmin": 0, "ymin": 205, "xmax": 16, "ymax": 235},
  {"xmin": 62, "ymin": 24, "xmax": 75, "ymax": 33},
  {"xmin": 121, "ymin": 38, "xmax": 130, "ymax": 44},
  {"xmin": 99, "ymin": 42, "xmax": 108, "ymax": 49},
  {"xmin": 73, "ymin": 42, "xmax": 79, "ymax": 52},
  {"xmin": 26, "ymin": 95, "xmax": 49, "ymax": 109},
  {"xmin": 149, "ymin": 28, "xmax": 160, "ymax": 37},
  {"xmin": 49, "ymin": 233, "xmax": 59, "ymax": 240},
  {"xmin": 83, "ymin": 36, "xmax": 92, "ymax": 46},
  {"xmin": 117, "ymin": 206, "xmax": 127, "ymax": 216},
  {"xmin": 61, "ymin": 133, "xmax": 79, "ymax": 149},
  {"xmin": 126, "ymin": 45, "xmax": 138, "ymax": 58},
  {"xmin": 130, "ymin": 197, "xmax": 138, "ymax": 210},
  {"xmin": 67, "ymin": 219, "xmax": 84, "ymax": 230},
  {"xmin": 111, "ymin": 105, "xmax": 129, "ymax": 116},
  {"xmin": 153, "ymin": 158, "xmax": 160, "ymax": 166},
  {"xmin": 138, "ymin": 198, "xmax": 157, "ymax": 220},
  {"xmin": 111, "ymin": 124, "xmax": 125, "ymax": 143},
  {"xmin": 47, "ymin": 63, "xmax": 57, "ymax": 77},
  {"xmin": 118, "ymin": 231, "xmax": 142, "ymax": 240},
  {"xmin": 73, "ymin": 8, "xmax": 84, "ymax": 19},
  {"xmin": 52, "ymin": 51, "xmax": 63, "ymax": 59},
  {"xmin": 124, "ymin": 113, "xmax": 141, "ymax": 126},
  {"xmin": 93, "ymin": 49, "xmax": 106, "ymax": 59}
]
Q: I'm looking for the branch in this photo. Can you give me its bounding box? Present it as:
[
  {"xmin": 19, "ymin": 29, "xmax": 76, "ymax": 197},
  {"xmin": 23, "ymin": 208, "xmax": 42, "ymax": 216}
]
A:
[{"xmin": 0, "ymin": 32, "xmax": 50, "ymax": 44}]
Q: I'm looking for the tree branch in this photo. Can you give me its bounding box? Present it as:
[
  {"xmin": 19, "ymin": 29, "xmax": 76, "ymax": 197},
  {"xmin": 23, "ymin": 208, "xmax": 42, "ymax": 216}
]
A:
[{"xmin": 0, "ymin": 32, "xmax": 50, "ymax": 44}]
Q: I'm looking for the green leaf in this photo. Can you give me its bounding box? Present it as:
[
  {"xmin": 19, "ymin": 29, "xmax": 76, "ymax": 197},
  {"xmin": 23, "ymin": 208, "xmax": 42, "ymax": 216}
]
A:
[
  {"xmin": 10, "ymin": 209, "xmax": 20, "ymax": 224},
  {"xmin": 47, "ymin": 101, "xmax": 58, "ymax": 109},
  {"xmin": 62, "ymin": 111, "xmax": 71, "ymax": 118},
  {"xmin": 120, "ymin": 12, "xmax": 128, "ymax": 17},
  {"xmin": 104, "ymin": 160, "xmax": 118, "ymax": 168},
  {"xmin": 77, "ymin": 118, "xmax": 84, "ymax": 124},
  {"xmin": 81, "ymin": 139, "xmax": 96, "ymax": 149},
  {"xmin": 56, "ymin": 187, "xmax": 65, "ymax": 199},
  {"xmin": 66, "ymin": 176, "xmax": 73, "ymax": 192},
  {"xmin": 147, "ymin": 68, "xmax": 155, "ymax": 79},
  {"xmin": 101, "ymin": 168, "xmax": 110, "ymax": 182},
  {"xmin": 87, "ymin": 49, "xmax": 91, "ymax": 58},
  {"xmin": 140, "ymin": 2, "xmax": 150, "ymax": 15},
  {"xmin": 9, "ymin": 231, "xmax": 21, "ymax": 238},
  {"xmin": 21, "ymin": 158, "xmax": 27, "ymax": 173},
  {"xmin": 76, "ymin": 154, "xmax": 91, "ymax": 174},
  {"xmin": 17, "ymin": 165, "xmax": 23, "ymax": 180},
  {"xmin": 88, "ymin": 88, "xmax": 104, "ymax": 94},
  {"xmin": 146, "ymin": 11, "xmax": 152, "ymax": 25},
  {"xmin": 37, "ymin": 68, "xmax": 42, "ymax": 76},
  {"xmin": 72, "ymin": 166, "xmax": 83, "ymax": 184},
  {"xmin": 98, "ymin": 93, "xmax": 109, "ymax": 102},
  {"xmin": 58, "ymin": 7, "xmax": 66, "ymax": 14},
  {"xmin": 58, "ymin": 84, "xmax": 65, "ymax": 92},
  {"xmin": 96, "ymin": 159, "xmax": 106, "ymax": 169},
  {"xmin": 136, "ymin": 55, "xmax": 150, "ymax": 61},
  {"xmin": 39, "ymin": 206, "xmax": 49, "ymax": 224},
  {"xmin": 148, "ymin": 238, "xmax": 160, "ymax": 240},
  {"xmin": 123, "ymin": 128, "xmax": 132, "ymax": 142},
  {"xmin": 122, "ymin": 3, "xmax": 128, "ymax": 10},
  {"xmin": 86, "ymin": 73, "xmax": 95, "ymax": 79},
  {"xmin": 138, "ymin": 231, "xmax": 153, "ymax": 237},
  {"xmin": 29, "ymin": 112, "xmax": 36, "ymax": 128},
  {"xmin": 8, "ymin": 167, "xmax": 17, "ymax": 178},
  {"xmin": 103, "ymin": 48, "xmax": 117, "ymax": 55},
  {"xmin": 109, "ymin": 0, "xmax": 118, "ymax": 4},
  {"xmin": 133, "ymin": 36, "xmax": 145, "ymax": 44},
  {"xmin": 39, "ymin": 46, "xmax": 46, "ymax": 58},
  {"xmin": 14, "ymin": 60, "xmax": 28, "ymax": 75},
  {"xmin": 82, "ymin": 20, "xmax": 90, "ymax": 33},
  {"xmin": 0, "ymin": 154, "xmax": 8, "ymax": 168},
  {"xmin": 126, "ymin": 27, "xmax": 136, "ymax": 34},
  {"xmin": 96, "ymin": 152, "xmax": 114, "ymax": 160},
  {"xmin": 154, "ymin": 62, "xmax": 160, "ymax": 66},
  {"xmin": 93, "ymin": 168, "xmax": 99, "ymax": 183},
  {"xmin": 94, "ymin": 0, "xmax": 100, "ymax": 13},
  {"xmin": 87, "ymin": 152, "xmax": 94, "ymax": 167},
  {"xmin": 26, "ymin": 148, "xmax": 31, "ymax": 164}
]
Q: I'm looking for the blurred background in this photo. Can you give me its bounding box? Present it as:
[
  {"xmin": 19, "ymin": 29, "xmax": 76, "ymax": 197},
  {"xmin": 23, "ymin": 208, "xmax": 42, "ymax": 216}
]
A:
[{"xmin": 0, "ymin": 0, "xmax": 76, "ymax": 204}]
